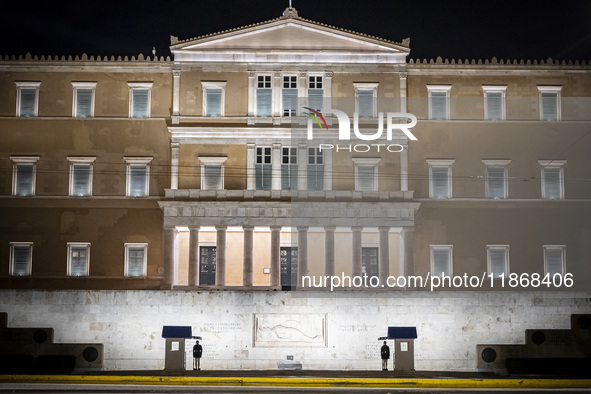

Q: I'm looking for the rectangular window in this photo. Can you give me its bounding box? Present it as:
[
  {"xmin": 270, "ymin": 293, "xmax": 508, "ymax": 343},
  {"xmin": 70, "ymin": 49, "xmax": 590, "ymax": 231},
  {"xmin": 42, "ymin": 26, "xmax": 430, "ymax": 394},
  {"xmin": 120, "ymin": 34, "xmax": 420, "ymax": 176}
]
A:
[
  {"xmin": 125, "ymin": 243, "xmax": 147, "ymax": 277},
  {"xmin": 199, "ymin": 156, "xmax": 227, "ymax": 191},
  {"xmin": 10, "ymin": 242, "xmax": 32, "ymax": 276},
  {"xmin": 72, "ymin": 82, "xmax": 96, "ymax": 118},
  {"xmin": 539, "ymin": 160, "xmax": 566, "ymax": 200},
  {"xmin": 205, "ymin": 89, "xmax": 222, "ymax": 116},
  {"xmin": 353, "ymin": 158, "xmax": 380, "ymax": 192},
  {"xmin": 307, "ymin": 147, "xmax": 324, "ymax": 191},
  {"xmin": 353, "ymin": 83, "xmax": 378, "ymax": 118},
  {"xmin": 67, "ymin": 243, "xmax": 90, "ymax": 276},
  {"xmin": 202, "ymin": 81, "xmax": 226, "ymax": 117},
  {"xmin": 16, "ymin": 82, "xmax": 41, "ymax": 117},
  {"xmin": 11, "ymin": 156, "xmax": 40, "ymax": 196},
  {"xmin": 308, "ymin": 76, "xmax": 323, "ymax": 112},
  {"xmin": 281, "ymin": 147, "xmax": 298, "ymax": 190},
  {"xmin": 357, "ymin": 90, "xmax": 374, "ymax": 118},
  {"xmin": 124, "ymin": 157, "xmax": 152, "ymax": 197},
  {"xmin": 256, "ymin": 75, "xmax": 272, "ymax": 117},
  {"xmin": 428, "ymin": 159, "xmax": 454, "ymax": 199},
  {"xmin": 482, "ymin": 86, "xmax": 506, "ymax": 120},
  {"xmin": 361, "ymin": 247, "xmax": 379, "ymax": 281},
  {"xmin": 256, "ymin": 147, "xmax": 272, "ymax": 190},
  {"xmin": 282, "ymin": 76, "xmax": 298, "ymax": 117},
  {"xmin": 486, "ymin": 167, "xmax": 507, "ymax": 199},
  {"xmin": 68, "ymin": 157, "xmax": 96, "ymax": 196},
  {"xmin": 487, "ymin": 245, "xmax": 509, "ymax": 278},
  {"xmin": 544, "ymin": 245, "xmax": 565, "ymax": 276},
  {"xmin": 128, "ymin": 83, "xmax": 153, "ymax": 118},
  {"xmin": 538, "ymin": 86, "xmax": 562, "ymax": 121},
  {"xmin": 427, "ymin": 85, "xmax": 451, "ymax": 120},
  {"xmin": 482, "ymin": 160, "xmax": 510, "ymax": 199},
  {"xmin": 431, "ymin": 245, "xmax": 453, "ymax": 277}
]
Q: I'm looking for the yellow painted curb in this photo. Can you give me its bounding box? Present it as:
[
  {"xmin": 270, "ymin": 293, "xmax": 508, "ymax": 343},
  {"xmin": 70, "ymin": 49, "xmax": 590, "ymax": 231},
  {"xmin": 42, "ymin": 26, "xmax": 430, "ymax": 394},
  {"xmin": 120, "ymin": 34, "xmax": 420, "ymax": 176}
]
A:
[{"xmin": 1, "ymin": 375, "xmax": 591, "ymax": 389}]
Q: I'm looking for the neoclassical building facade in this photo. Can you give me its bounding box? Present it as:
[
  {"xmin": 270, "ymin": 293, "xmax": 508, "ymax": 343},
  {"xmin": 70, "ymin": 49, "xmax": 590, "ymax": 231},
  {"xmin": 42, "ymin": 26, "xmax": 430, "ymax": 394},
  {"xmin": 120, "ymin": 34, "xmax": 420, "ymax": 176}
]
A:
[{"xmin": 1, "ymin": 7, "xmax": 590, "ymax": 371}]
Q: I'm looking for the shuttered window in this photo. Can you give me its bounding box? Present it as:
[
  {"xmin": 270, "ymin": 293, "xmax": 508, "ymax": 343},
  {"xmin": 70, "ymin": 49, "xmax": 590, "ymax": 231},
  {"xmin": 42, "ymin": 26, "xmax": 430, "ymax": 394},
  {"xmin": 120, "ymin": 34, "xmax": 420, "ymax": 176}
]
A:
[
  {"xmin": 203, "ymin": 165, "xmax": 223, "ymax": 190},
  {"xmin": 256, "ymin": 147, "xmax": 272, "ymax": 190},
  {"xmin": 15, "ymin": 164, "xmax": 34, "ymax": 196},
  {"xmin": 75, "ymin": 89, "xmax": 93, "ymax": 117},
  {"xmin": 131, "ymin": 89, "xmax": 149, "ymax": 118},
  {"xmin": 357, "ymin": 90, "xmax": 374, "ymax": 118},
  {"xmin": 307, "ymin": 148, "xmax": 324, "ymax": 191},
  {"xmin": 486, "ymin": 167, "xmax": 506, "ymax": 199},
  {"xmin": 127, "ymin": 164, "xmax": 149, "ymax": 197},
  {"xmin": 10, "ymin": 243, "xmax": 32, "ymax": 276},
  {"xmin": 72, "ymin": 164, "xmax": 91, "ymax": 196},
  {"xmin": 486, "ymin": 92, "xmax": 503, "ymax": 120},
  {"xmin": 205, "ymin": 88, "xmax": 222, "ymax": 117},
  {"xmin": 356, "ymin": 166, "xmax": 376, "ymax": 191},
  {"xmin": 19, "ymin": 89, "xmax": 37, "ymax": 117},
  {"xmin": 544, "ymin": 246, "xmax": 565, "ymax": 276},
  {"xmin": 541, "ymin": 93, "xmax": 558, "ymax": 121},
  {"xmin": 488, "ymin": 246, "xmax": 509, "ymax": 278},
  {"xmin": 431, "ymin": 166, "xmax": 450, "ymax": 198},
  {"xmin": 308, "ymin": 76, "xmax": 323, "ymax": 112},
  {"xmin": 126, "ymin": 244, "xmax": 147, "ymax": 277},
  {"xmin": 68, "ymin": 244, "xmax": 90, "ymax": 276},
  {"xmin": 431, "ymin": 246, "xmax": 452, "ymax": 277},
  {"xmin": 542, "ymin": 167, "xmax": 562, "ymax": 199},
  {"xmin": 281, "ymin": 147, "xmax": 298, "ymax": 190},
  {"xmin": 430, "ymin": 91, "xmax": 448, "ymax": 120},
  {"xmin": 257, "ymin": 76, "xmax": 272, "ymax": 117},
  {"xmin": 282, "ymin": 89, "xmax": 298, "ymax": 117}
]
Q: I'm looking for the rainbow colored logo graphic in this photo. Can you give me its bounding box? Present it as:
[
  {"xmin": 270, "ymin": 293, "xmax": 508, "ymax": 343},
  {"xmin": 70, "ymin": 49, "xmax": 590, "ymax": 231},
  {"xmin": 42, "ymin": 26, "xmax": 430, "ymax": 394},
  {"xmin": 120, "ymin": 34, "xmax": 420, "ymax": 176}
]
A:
[{"xmin": 303, "ymin": 107, "xmax": 328, "ymax": 131}]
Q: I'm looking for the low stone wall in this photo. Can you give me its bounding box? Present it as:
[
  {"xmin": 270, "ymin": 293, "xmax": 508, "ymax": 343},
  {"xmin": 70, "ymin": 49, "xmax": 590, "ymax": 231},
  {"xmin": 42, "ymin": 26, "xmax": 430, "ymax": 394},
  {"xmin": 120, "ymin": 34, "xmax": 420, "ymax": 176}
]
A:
[{"xmin": 0, "ymin": 289, "xmax": 589, "ymax": 371}]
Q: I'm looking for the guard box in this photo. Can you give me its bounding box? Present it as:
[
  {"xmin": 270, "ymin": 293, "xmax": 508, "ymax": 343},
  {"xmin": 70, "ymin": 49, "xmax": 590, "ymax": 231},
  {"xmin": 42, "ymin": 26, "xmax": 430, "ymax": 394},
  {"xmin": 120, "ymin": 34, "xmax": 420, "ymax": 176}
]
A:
[
  {"xmin": 162, "ymin": 326, "xmax": 192, "ymax": 371},
  {"xmin": 388, "ymin": 326, "xmax": 417, "ymax": 372}
]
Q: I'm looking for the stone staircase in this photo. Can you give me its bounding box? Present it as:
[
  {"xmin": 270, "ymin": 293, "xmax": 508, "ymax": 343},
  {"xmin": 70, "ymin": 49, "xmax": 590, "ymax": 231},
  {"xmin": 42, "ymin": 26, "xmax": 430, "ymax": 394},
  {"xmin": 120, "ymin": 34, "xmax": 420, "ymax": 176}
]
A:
[
  {"xmin": 477, "ymin": 314, "xmax": 591, "ymax": 375},
  {"xmin": 0, "ymin": 312, "xmax": 103, "ymax": 374}
]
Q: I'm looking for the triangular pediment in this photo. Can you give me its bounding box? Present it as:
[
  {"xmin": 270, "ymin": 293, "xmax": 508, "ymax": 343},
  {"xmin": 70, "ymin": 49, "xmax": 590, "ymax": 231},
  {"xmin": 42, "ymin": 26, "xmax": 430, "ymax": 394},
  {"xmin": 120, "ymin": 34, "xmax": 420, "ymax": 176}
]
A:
[{"xmin": 171, "ymin": 9, "xmax": 409, "ymax": 64}]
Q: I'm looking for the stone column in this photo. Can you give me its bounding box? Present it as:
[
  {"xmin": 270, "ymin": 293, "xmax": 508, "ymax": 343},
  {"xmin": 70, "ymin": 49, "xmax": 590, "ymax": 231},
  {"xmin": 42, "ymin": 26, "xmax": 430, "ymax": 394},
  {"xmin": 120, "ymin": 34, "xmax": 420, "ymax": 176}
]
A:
[
  {"xmin": 297, "ymin": 226, "xmax": 309, "ymax": 287},
  {"xmin": 188, "ymin": 226, "xmax": 199, "ymax": 286},
  {"xmin": 379, "ymin": 226, "xmax": 390, "ymax": 285},
  {"xmin": 215, "ymin": 226, "xmax": 227, "ymax": 287},
  {"xmin": 172, "ymin": 70, "xmax": 181, "ymax": 124},
  {"xmin": 170, "ymin": 142, "xmax": 180, "ymax": 190},
  {"xmin": 324, "ymin": 226, "xmax": 336, "ymax": 276},
  {"xmin": 247, "ymin": 72, "xmax": 255, "ymax": 117},
  {"xmin": 272, "ymin": 142, "xmax": 282, "ymax": 190},
  {"xmin": 270, "ymin": 226, "xmax": 281, "ymax": 287},
  {"xmin": 323, "ymin": 147, "xmax": 333, "ymax": 191},
  {"xmin": 243, "ymin": 225, "xmax": 254, "ymax": 287},
  {"xmin": 400, "ymin": 145, "xmax": 408, "ymax": 192},
  {"xmin": 399, "ymin": 72, "xmax": 407, "ymax": 113},
  {"xmin": 351, "ymin": 226, "xmax": 363, "ymax": 277},
  {"xmin": 402, "ymin": 227, "xmax": 414, "ymax": 277},
  {"xmin": 246, "ymin": 143, "xmax": 256, "ymax": 190},
  {"xmin": 298, "ymin": 143, "xmax": 308, "ymax": 190},
  {"xmin": 163, "ymin": 227, "xmax": 176, "ymax": 288}
]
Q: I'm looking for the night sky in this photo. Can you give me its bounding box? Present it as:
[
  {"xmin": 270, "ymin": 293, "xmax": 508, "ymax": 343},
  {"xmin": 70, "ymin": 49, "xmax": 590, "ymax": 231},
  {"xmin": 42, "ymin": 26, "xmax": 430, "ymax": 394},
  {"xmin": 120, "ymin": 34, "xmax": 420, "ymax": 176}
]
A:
[{"xmin": 0, "ymin": 0, "xmax": 590, "ymax": 61}]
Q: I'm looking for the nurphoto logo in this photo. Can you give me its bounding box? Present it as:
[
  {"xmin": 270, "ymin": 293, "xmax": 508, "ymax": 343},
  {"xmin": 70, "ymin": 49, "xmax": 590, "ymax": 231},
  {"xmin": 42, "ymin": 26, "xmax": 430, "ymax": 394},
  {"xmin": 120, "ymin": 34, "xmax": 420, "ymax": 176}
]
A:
[{"xmin": 303, "ymin": 107, "xmax": 418, "ymax": 153}]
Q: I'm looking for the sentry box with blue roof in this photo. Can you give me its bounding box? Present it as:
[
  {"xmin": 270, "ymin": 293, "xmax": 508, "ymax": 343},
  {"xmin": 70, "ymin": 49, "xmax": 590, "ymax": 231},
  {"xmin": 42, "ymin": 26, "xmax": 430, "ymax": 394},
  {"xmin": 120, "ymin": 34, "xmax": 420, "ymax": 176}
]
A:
[
  {"xmin": 379, "ymin": 326, "xmax": 417, "ymax": 372},
  {"xmin": 162, "ymin": 326, "xmax": 201, "ymax": 371}
]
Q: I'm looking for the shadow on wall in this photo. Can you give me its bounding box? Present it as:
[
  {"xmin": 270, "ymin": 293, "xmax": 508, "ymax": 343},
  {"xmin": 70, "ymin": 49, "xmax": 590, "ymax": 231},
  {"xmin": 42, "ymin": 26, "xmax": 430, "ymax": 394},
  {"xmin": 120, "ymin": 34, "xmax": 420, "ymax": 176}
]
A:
[
  {"xmin": 477, "ymin": 314, "xmax": 591, "ymax": 376},
  {"xmin": 0, "ymin": 312, "xmax": 103, "ymax": 374}
]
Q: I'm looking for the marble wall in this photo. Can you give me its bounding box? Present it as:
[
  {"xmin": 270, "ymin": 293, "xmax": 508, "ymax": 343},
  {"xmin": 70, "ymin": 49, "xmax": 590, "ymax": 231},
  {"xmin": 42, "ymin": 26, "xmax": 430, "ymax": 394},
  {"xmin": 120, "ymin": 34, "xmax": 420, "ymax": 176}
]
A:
[{"xmin": 0, "ymin": 289, "xmax": 589, "ymax": 371}]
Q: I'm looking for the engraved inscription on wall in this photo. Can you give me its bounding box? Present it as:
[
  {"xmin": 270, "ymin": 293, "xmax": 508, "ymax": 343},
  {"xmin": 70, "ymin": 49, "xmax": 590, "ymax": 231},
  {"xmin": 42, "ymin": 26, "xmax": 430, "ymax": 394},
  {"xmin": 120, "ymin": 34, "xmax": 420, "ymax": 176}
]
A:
[{"xmin": 253, "ymin": 313, "xmax": 327, "ymax": 347}]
